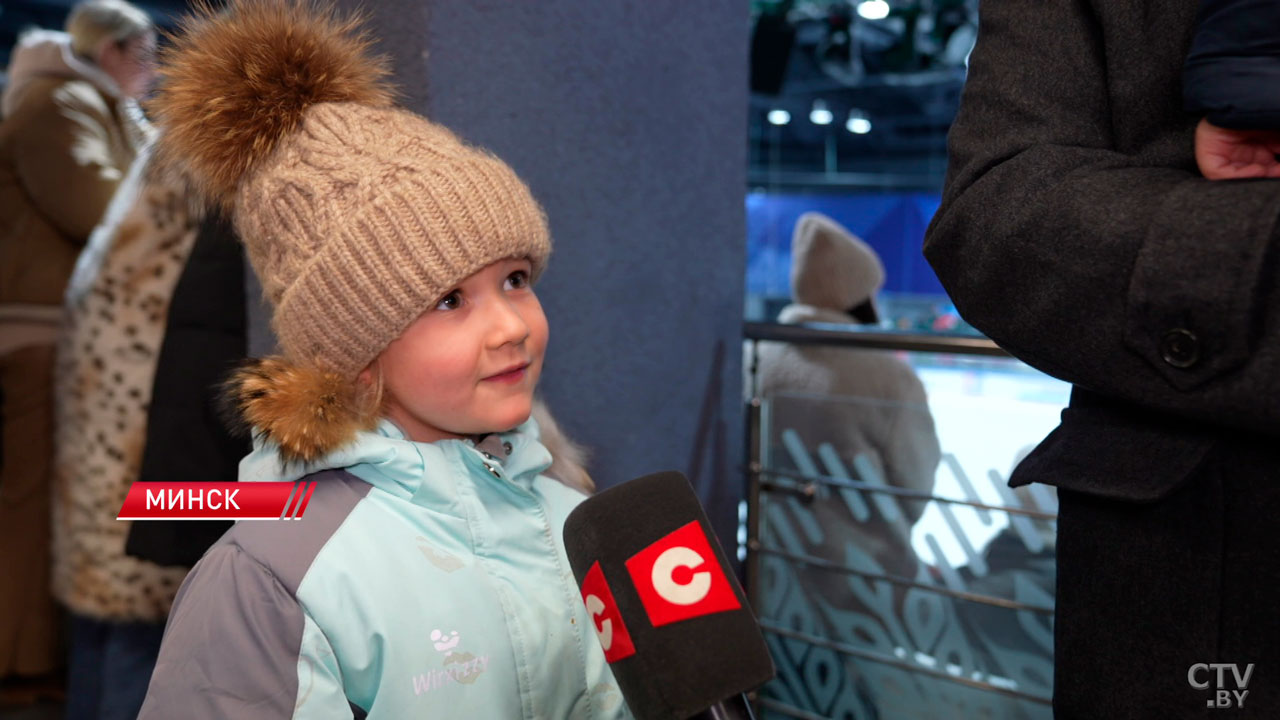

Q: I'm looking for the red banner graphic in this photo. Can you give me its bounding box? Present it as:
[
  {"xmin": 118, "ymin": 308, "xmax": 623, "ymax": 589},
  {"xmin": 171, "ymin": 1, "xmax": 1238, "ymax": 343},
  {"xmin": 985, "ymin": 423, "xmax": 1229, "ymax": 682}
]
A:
[{"xmin": 117, "ymin": 481, "xmax": 317, "ymax": 520}]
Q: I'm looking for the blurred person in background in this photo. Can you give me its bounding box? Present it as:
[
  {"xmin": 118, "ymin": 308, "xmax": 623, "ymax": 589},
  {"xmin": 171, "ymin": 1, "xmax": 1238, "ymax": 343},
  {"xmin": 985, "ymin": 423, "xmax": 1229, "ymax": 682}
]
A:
[
  {"xmin": 751, "ymin": 212, "xmax": 941, "ymax": 590},
  {"xmin": 0, "ymin": 0, "xmax": 154, "ymax": 713}
]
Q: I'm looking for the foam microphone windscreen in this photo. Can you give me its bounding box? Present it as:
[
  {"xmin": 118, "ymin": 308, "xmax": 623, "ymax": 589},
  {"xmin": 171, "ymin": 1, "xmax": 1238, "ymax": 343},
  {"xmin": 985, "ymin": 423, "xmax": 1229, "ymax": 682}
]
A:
[{"xmin": 563, "ymin": 471, "xmax": 775, "ymax": 720}]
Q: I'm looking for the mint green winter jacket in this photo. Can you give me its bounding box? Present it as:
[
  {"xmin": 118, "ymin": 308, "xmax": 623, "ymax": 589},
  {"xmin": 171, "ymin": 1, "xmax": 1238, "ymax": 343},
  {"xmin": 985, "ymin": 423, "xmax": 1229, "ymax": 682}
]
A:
[{"xmin": 137, "ymin": 416, "xmax": 633, "ymax": 719}]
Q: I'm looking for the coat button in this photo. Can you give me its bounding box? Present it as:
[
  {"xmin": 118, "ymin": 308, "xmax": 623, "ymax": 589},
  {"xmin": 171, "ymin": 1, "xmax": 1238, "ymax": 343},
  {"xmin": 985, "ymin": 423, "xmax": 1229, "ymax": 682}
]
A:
[
  {"xmin": 1160, "ymin": 328, "xmax": 1200, "ymax": 369},
  {"xmin": 502, "ymin": 442, "xmax": 513, "ymax": 456}
]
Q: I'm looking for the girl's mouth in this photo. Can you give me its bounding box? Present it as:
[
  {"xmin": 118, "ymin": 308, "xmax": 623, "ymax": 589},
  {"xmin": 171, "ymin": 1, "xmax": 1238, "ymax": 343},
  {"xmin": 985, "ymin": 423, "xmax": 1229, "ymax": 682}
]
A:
[{"xmin": 483, "ymin": 363, "xmax": 529, "ymax": 384}]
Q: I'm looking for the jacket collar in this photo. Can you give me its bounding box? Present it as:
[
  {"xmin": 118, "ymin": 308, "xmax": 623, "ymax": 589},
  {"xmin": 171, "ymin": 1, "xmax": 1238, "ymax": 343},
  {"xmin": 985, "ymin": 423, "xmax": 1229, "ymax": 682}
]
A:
[{"xmin": 239, "ymin": 414, "xmax": 553, "ymax": 513}]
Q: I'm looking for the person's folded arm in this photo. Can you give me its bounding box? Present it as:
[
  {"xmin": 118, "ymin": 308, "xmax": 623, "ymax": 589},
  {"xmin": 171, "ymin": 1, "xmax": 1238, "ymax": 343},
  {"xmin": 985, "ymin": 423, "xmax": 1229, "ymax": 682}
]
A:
[{"xmin": 924, "ymin": 0, "xmax": 1280, "ymax": 433}]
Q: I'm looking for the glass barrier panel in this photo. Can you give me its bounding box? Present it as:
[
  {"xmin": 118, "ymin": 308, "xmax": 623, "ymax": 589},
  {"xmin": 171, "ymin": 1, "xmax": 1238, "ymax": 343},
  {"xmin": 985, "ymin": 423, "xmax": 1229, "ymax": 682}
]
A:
[{"xmin": 750, "ymin": 348, "xmax": 1068, "ymax": 719}]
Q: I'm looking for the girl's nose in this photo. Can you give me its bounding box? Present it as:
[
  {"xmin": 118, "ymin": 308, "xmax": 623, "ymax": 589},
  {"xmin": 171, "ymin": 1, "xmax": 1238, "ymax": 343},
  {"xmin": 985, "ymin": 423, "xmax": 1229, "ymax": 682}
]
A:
[{"xmin": 487, "ymin": 296, "xmax": 530, "ymax": 348}]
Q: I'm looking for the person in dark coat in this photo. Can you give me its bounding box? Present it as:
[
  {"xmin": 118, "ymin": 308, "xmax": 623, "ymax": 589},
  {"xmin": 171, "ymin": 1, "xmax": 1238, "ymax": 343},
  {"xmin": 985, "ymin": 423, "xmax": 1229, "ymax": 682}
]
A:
[
  {"xmin": 923, "ymin": 1, "xmax": 1280, "ymax": 718},
  {"xmin": 123, "ymin": 209, "xmax": 248, "ymax": 568},
  {"xmin": 1183, "ymin": 0, "xmax": 1280, "ymax": 180}
]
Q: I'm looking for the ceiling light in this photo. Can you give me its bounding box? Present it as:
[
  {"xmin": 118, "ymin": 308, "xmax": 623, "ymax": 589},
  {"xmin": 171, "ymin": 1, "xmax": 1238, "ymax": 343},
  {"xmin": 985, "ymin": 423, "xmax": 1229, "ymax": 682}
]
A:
[
  {"xmin": 846, "ymin": 109, "xmax": 872, "ymax": 134},
  {"xmin": 809, "ymin": 100, "xmax": 834, "ymax": 126},
  {"xmin": 857, "ymin": 0, "xmax": 891, "ymax": 21}
]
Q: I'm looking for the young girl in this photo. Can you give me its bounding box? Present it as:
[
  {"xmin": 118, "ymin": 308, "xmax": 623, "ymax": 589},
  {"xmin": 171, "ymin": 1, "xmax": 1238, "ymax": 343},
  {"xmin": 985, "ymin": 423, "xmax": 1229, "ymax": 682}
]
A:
[{"xmin": 136, "ymin": 2, "xmax": 630, "ymax": 718}]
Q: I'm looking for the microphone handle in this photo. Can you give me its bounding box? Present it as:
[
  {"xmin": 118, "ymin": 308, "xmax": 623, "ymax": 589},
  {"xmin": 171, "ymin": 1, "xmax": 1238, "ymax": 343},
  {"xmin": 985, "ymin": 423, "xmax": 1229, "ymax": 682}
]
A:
[{"xmin": 688, "ymin": 694, "xmax": 757, "ymax": 720}]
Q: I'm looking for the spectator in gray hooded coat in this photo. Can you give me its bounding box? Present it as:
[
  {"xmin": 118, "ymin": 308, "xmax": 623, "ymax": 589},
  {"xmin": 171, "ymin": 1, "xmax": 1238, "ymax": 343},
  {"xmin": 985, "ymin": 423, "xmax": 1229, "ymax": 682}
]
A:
[{"xmin": 751, "ymin": 212, "xmax": 941, "ymax": 602}]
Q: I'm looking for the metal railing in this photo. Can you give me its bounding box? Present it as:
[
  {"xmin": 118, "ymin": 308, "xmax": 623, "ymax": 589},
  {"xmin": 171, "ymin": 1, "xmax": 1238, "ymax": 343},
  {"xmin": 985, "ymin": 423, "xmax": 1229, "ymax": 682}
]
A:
[{"xmin": 743, "ymin": 321, "xmax": 1008, "ymax": 356}]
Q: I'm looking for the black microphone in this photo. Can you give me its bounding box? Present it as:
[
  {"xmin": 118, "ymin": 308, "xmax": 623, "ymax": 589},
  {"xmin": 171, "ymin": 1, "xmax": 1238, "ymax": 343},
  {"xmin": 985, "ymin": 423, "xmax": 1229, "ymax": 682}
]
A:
[{"xmin": 563, "ymin": 471, "xmax": 775, "ymax": 720}]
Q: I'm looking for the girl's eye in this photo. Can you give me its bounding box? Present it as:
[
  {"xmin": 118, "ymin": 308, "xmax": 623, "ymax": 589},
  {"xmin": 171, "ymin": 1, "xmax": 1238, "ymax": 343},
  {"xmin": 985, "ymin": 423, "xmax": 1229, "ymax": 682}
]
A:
[
  {"xmin": 435, "ymin": 291, "xmax": 461, "ymax": 311},
  {"xmin": 505, "ymin": 270, "xmax": 529, "ymax": 290}
]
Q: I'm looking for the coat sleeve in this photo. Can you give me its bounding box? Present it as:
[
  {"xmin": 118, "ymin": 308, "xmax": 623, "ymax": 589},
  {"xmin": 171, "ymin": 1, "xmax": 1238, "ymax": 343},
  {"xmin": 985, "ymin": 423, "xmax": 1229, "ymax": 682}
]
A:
[
  {"xmin": 923, "ymin": 0, "xmax": 1280, "ymax": 433},
  {"xmin": 12, "ymin": 84, "xmax": 126, "ymax": 241},
  {"xmin": 137, "ymin": 543, "xmax": 354, "ymax": 720},
  {"xmin": 1184, "ymin": 0, "xmax": 1280, "ymax": 129}
]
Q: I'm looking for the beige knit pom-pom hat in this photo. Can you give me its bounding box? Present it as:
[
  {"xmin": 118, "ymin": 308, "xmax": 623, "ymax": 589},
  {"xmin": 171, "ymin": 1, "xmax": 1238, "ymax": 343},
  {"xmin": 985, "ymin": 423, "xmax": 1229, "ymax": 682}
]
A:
[{"xmin": 149, "ymin": 0, "xmax": 551, "ymax": 462}]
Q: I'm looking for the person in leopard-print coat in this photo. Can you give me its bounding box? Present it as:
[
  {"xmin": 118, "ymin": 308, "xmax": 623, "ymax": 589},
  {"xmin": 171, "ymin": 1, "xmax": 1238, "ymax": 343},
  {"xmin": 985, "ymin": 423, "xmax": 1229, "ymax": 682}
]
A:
[
  {"xmin": 53, "ymin": 146, "xmax": 198, "ymax": 622},
  {"xmin": 51, "ymin": 145, "xmax": 201, "ymax": 715}
]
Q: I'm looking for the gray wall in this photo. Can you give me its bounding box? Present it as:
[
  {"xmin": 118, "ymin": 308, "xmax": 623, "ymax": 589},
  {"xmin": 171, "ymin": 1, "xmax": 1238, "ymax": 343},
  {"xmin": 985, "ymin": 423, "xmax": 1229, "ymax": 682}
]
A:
[{"xmin": 329, "ymin": 0, "xmax": 749, "ymax": 547}]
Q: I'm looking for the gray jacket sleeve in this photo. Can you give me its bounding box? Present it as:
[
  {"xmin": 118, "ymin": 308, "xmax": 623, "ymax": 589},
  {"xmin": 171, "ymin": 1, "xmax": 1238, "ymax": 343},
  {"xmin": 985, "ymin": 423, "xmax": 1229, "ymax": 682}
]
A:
[
  {"xmin": 137, "ymin": 542, "xmax": 351, "ymax": 719},
  {"xmin": 924, "ymin": 0, "xmax": 1280, "ymax": 433}
]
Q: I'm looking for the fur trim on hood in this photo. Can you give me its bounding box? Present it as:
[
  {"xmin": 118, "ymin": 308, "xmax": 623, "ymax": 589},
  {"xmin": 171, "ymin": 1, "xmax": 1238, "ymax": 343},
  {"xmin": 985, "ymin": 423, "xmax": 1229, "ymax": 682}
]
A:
[
  {"xmin": 532, "ymin": 402, "xmax": 594, "ymax": 493},
  {"xmin": 2, "ymin": 29, "xmax": 122, "ymax": 116}
]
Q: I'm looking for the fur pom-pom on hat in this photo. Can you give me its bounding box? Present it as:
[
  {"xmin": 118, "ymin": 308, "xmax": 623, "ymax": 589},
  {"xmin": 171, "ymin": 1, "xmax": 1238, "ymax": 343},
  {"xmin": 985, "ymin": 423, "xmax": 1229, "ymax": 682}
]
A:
[{"xmin": 148, "ymin": 0, "xmax": 396, "ymax": 209}]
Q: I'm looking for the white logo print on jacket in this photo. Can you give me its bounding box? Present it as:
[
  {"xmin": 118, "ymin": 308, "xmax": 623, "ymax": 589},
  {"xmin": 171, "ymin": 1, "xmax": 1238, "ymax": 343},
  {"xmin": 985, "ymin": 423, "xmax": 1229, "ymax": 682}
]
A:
[{"xmin": 412, "ymin": 629, "xmax": 491, "ymax": 695}]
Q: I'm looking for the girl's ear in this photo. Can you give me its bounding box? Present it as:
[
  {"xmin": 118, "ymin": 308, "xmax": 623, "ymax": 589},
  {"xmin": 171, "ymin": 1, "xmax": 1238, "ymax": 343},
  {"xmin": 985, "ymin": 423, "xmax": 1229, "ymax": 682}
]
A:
[
  {"xmin": 357, "ymin": 358, "xmax": 387, "ymax": 414},
  {"xmin": 357, "ymin": 356, "xmax": 384, "ymax": 389}
]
